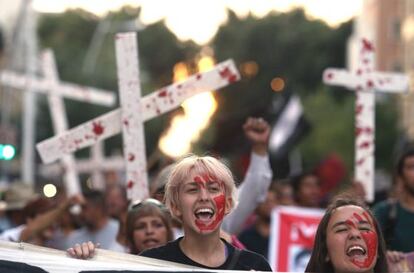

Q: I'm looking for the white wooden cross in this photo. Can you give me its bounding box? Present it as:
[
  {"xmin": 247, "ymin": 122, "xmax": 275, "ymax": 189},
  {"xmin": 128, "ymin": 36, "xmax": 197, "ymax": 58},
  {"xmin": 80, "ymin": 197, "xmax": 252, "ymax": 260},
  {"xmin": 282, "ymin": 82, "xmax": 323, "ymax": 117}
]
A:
[
  {"xmin": 37, "ymin": 32, "xmax": 240, "ymax": 202},
  {"xmin": 39, "ymin": 141, "xmax": 125, "ymax": 190},
  {"xmin": 323, "ymin": 38, "xmax": 409, "ymax": 202},
  {"xmin": 41, "ymin": 49, "xmax": 81, "ymax": 196},
  {"xmin": 0, "ymin": 50, "xmax": 116, "ymax": 196}
]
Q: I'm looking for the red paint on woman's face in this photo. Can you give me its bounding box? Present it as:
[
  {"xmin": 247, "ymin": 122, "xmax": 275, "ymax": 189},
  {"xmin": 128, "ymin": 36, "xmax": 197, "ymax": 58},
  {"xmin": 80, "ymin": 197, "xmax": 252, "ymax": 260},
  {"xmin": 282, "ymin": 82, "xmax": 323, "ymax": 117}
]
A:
[
  {"xmin": 326, "ymin": 205, "xmax": 378, "ymax": 273},
  {"xmin": 180, "ymin": 173, "xmax": 227, "ymax": 233},
  {"xmin": 195, "ymin": 194, "xmax": 225, "ymax": 231},
  {"xmin": 350, "ymin": 212, "xmax": 378, "ymax": 269}
]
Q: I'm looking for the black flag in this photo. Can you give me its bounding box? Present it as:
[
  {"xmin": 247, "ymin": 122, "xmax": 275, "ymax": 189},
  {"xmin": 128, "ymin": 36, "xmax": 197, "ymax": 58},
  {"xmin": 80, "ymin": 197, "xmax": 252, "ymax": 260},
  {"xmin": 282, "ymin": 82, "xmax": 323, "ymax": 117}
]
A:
[{"xmin": 268, "ymin": 93, "xmax": 311, "ymax": 178}]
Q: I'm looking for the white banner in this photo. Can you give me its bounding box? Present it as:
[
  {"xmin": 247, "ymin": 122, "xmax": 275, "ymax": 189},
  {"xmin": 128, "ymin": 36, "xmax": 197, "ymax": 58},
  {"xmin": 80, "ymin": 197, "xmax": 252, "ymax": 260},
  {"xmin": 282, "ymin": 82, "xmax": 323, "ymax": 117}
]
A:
[
  {"xmin": 0, "ymin": 241, "xmax": 193, "ymax": 273},
  {"xmin": 0, "ymin": 241, "xmax": 274, "ymax": 273}
]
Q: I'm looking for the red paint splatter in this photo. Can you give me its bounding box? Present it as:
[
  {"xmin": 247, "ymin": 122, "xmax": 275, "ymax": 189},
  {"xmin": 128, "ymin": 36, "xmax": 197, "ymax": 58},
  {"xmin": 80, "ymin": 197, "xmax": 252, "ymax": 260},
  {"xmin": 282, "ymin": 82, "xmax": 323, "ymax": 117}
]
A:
[
  {"xmin": 219, "ymin": 67, "xmax": 238, "ymax": 83},
  {"xmin": 356, "ymin": 127, "xmax": 362, "ymax": 137},
  {"xmin": 353, "ymin": 212, "xmax": 363, "ymax": 222},
  {"xmin": 127, "ymin": 180, "xmax": 134, "ymax": 189},
  {"xmin": 196, "ymin": 74, "xmax": 202, "ymax": 80},
  {"xmin": 356, "ymin": 85, "xmax": 363, "ymax": 92},
  {"xmin": 356, "ymin": 69, "xmax": 362, "ymax": 76},
  {"xmin": 177, "ymin": 84, "xmax": 182, "ymax": 89},
  {"xmin": 158, "ymin": 89, "xmax": 168, "ymax": 97},
  {"xmin": 366, "ymin": 80, "xmax": 374, "ymax": 89},
  {"xmin": 325, "ymin": 72, "xmax": 334, "ymax": 80},
  {"xmin": 352, "ymin": 230, "xmax": 377, "ymax": 269},
  {"xmin": 92, "ymin": 122, "xmax": 105, "ymax": 136},
  {"xmin": 347, "ymin": 211, "xmax": 378, "ymax": 269},
  {"xmin": 359, "ymin": 141, "xmax": 371, "ymax": 149},
  {"xmin": 193, "ymin": 173, "xmax": 218, "ymax": 189},
  {"xmin": 128, "ymin": 153, "xmax": 135, "ymax": 162},
  {"xmin": 356, "ymin": 104, "xmax": 363, "ymax": 115},
  {"xmin": 361, "ymin": 39, "xmax": 374, "ymax": 52},
  {"xmin": 357, "ymin": 127, "xmax": 373, "ymax": 137},
  {"xmin": 357, "ymin": 158, "xmax": 365, "ymax": 166},
  {"xmin": 365, "ymin": 127, "xmax": 373, "ymax": 135},
  {"xmin": 74, "ymin": 139, "xmax": 83, "ymax": 146},
  {"xmin": 168, "ymin": 92, "xmax": 174, "ymax": 104},
  {"xmin": 123, "ymin": 119, "xmax": 129, "ymax": 127},
  {"xmin": 195, "ymin": 194, "xmax": 225, "ymax": 232},
  {"xmin": 362, "ymin": 212, "xmax": 372, "ymax": 225},
  {"xmin": 146, "ymin": 104, "xmax": 150, "ymax": 108},
  {"xmin": 346, "ymin": 219, "xmax": 356, "ymax": 229}
]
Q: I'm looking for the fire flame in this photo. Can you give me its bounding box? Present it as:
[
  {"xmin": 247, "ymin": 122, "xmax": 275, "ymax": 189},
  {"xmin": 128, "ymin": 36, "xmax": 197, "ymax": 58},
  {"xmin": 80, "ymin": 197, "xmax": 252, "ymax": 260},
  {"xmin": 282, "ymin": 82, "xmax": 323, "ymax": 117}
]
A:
[{"xmin": 158, "ymin": 56, "xmax": 217, "ymax": 158}]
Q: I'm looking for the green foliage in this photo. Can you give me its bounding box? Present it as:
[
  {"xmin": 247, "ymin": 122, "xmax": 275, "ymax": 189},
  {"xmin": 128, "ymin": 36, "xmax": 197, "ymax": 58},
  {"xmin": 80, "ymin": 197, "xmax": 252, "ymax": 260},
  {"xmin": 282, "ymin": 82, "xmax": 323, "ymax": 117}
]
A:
[
  {"xmin": 299, "ymin": 88, "xmax": 354, "ymax": 172},
  {"xmin": 375, "ymin": 96, "xmax": 400, "ymax": 171},
  {"xmin": 208, "ymin": 8, "xmax": 353, "ymax": 158}
]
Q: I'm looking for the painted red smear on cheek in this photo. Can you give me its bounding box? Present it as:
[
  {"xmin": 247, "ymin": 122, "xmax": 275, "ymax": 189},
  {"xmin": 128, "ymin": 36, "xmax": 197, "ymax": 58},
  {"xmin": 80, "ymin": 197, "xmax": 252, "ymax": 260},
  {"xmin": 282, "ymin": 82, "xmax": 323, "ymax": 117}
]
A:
[
  {"xmin": 195, "ymin": 194, "xmax": 225, "ymax": 231},
  {"xmin": 351, "ymin": 230, "xmax": 378, "ymax": 269},
  {"xmin": 351, "ymin": 212, "xmax": 378, "ymax": 269}
]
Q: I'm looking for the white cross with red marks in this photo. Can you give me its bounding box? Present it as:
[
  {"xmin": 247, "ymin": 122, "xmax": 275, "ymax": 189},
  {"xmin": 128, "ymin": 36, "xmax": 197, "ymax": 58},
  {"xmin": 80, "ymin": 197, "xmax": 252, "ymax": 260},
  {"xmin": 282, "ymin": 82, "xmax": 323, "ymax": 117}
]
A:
[
  {"xmin": 323, "ymin": 38, "xmax": 409, "ymax": 202},
  {"xmin": 37, "ymin": 32, "xmax": 240, "ymax": 202},
  {"xmin": 0, "ymin": 49, "xmax": 116, "ymax": 197},
  {"xmin": 39, "ymin": 141, "xmax": 125, "ymax": 191}
]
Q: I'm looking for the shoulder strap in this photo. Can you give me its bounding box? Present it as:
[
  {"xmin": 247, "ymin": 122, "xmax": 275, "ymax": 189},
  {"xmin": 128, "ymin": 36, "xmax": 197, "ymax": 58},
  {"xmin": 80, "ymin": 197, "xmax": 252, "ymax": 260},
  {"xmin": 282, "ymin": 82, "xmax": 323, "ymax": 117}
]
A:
[{"xmin": 227, "ymin": 248, "xmax": 241, "ymax": 270}]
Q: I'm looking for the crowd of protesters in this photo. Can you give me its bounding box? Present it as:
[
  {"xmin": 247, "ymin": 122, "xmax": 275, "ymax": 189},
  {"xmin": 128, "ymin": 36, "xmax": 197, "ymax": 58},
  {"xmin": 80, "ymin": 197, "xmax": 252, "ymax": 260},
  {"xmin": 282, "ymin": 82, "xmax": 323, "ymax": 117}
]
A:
[{"xmin": 1, "ymin": 116, "xmax": 413, "ymax": 272}]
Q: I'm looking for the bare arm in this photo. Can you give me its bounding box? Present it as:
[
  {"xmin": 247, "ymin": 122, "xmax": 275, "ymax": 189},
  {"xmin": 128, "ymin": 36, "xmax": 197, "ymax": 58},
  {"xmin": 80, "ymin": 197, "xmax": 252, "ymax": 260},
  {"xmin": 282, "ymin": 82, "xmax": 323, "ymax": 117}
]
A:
[
  {"xmin": 20, "ymin": 195, "xmax": 83, "ymax": 242},
  {"xmin": 222, "ymin": 117, "xmax": 273, "ymax": 234}
]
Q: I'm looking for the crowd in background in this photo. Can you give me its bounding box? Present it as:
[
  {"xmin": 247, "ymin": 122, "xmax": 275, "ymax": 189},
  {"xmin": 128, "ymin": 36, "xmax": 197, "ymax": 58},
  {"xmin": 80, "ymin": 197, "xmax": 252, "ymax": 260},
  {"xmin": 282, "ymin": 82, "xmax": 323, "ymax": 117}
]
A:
[{"xmin": 0, "ymin": 116, "xmax": 413, "ymax": 272}]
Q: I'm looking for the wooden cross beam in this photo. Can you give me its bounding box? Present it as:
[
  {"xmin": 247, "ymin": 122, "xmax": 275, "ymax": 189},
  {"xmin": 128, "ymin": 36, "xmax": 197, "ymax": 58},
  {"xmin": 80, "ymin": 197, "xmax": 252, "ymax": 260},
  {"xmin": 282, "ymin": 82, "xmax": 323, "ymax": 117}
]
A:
[
  {"xmin": 323, "ymin": 38, "xmax": 409, "ymax": 201},
  {"xmin": 37, "ymin": 32, "xmax": 240, "ymax": 201},
  {"xmin": 39, "ymin": 142, "xmax": 125, "ymax": 190},
  {"xmin": 0, "ymin": 65, "xmax": 116, "ymax": 107}
]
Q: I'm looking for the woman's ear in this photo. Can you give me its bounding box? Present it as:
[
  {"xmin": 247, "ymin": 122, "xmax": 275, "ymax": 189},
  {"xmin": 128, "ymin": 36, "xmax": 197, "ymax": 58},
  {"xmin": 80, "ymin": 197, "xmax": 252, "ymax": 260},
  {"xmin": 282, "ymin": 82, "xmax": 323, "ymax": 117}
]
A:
[
  {"xmin": 170, "ymin": 202, "xmax": 182, "ymax": 219},
  {"xmin": 224, "ymin": 196, "xmax": 233, "ymax": 215}
]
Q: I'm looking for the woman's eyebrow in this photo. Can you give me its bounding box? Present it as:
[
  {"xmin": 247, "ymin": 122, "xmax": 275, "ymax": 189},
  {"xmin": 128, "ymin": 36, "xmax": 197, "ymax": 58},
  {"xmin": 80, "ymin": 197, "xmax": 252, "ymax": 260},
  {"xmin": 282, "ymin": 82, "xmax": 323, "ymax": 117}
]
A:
[
  {"xmin": 357, "ymin": 220, "xmax": 371, "ymax": 226},
  {"xmin": 331, "ymin": 221, "xmax": 348, "ymax": 229},
  {"xmin": 183, "ymin": 182, "xmax": 198, "ymax": 187},
  {"xmin": 331, "ymin": 220, "xmax": 371, "ymax": 230}
]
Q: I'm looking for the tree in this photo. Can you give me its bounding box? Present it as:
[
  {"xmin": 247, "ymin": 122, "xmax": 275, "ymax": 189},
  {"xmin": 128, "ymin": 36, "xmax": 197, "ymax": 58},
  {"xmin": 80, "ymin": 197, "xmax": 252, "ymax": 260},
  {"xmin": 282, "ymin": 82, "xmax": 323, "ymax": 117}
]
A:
[{"xmin": 208, "ymin": 9, "xmax": 353, "ymax": 166}]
